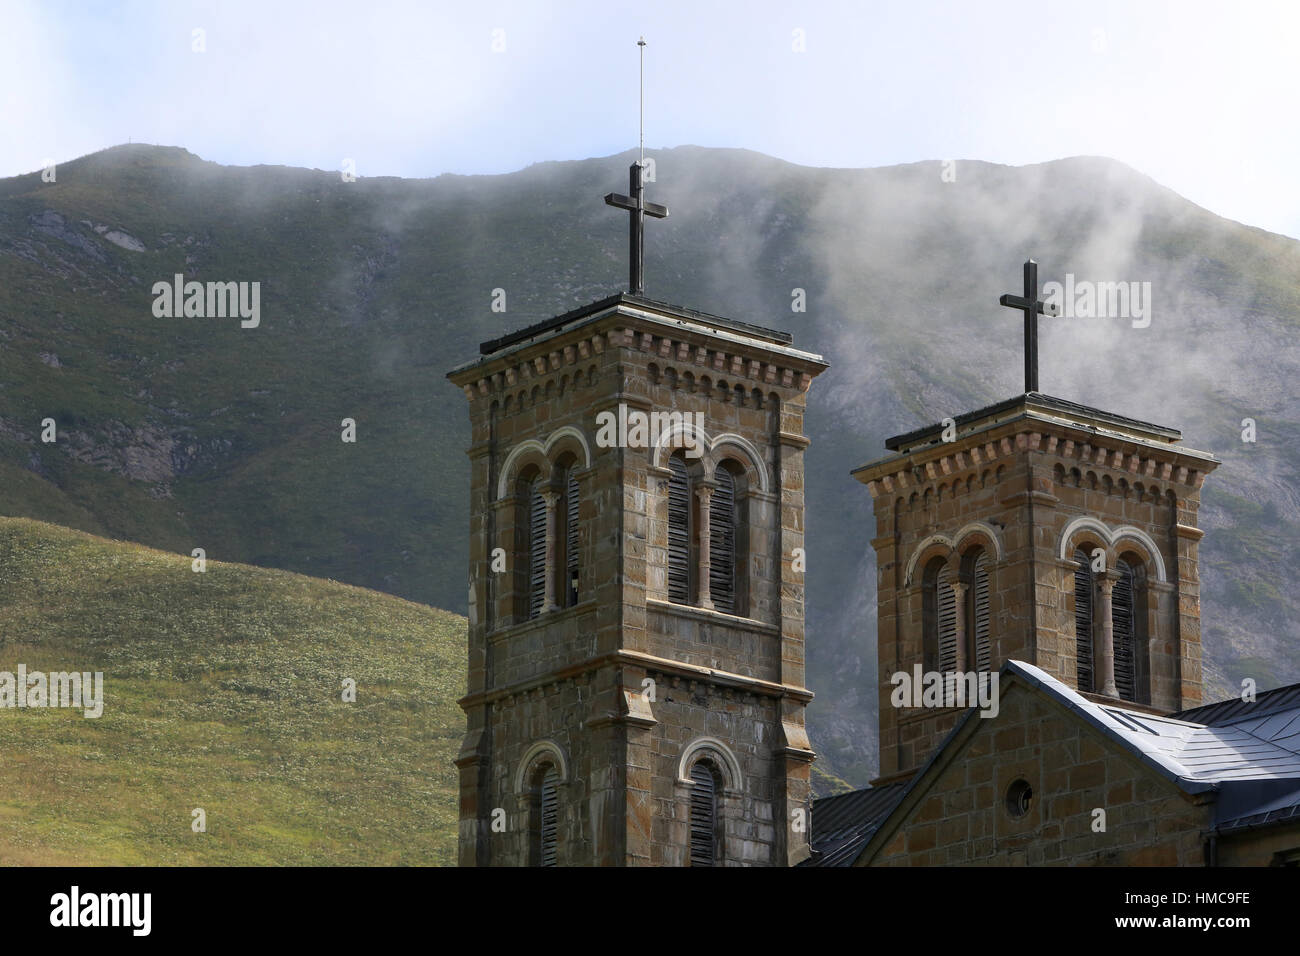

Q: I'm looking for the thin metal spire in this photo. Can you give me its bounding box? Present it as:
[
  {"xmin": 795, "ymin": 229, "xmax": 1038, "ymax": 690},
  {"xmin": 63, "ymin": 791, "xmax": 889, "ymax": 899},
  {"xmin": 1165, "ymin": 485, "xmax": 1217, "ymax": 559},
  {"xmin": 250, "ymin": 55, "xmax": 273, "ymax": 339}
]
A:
[
  {"xmin": 604, "ymin": 36, "xmax": 668, "ymax": 295},
  {"xmin": 638, "ymin": 37, "xmax": 646, "ymax": 167}
]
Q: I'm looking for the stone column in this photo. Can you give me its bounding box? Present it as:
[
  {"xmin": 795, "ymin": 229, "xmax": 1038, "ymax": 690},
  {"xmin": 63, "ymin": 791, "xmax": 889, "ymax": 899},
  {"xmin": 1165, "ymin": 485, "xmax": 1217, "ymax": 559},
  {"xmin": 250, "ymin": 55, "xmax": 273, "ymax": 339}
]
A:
[
  {"xmin": 1099, "ymin": 573, "xmax": 1118, "ymax": 697},
  {"xmin": 696, "ymin": 483, "xmax": 715, "ymax": 610},
  {"xmin": 541, "ymin": 489, "xmax": 560, "ymax": 612}
]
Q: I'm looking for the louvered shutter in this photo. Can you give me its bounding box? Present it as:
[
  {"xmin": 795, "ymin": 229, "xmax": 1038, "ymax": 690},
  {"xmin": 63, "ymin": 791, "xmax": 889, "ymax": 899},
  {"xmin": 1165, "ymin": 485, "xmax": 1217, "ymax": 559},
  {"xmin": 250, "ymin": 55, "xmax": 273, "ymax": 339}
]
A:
[
  {"xmin": 565, "ymin": 474, "xmax": 579, "ymax": 607},
  {"xmin": 936, "ymin": 564, "xmax": 957, "ymax": 674},
  {"xmin": 1113, "ymin": 562, "xmax": 1136, "ymax": 701},
  {"xmin": 668, "ymin": 457, "xmax": 690, "ymax": 604},
  {"xmin": 528, "ymin": 481, "xmax": 546, "ymax": 619},
  {"xmin": 689, "ymin": 763, "xmax": 717, "ymax": 866},
  {"xmin": 709, "ymin": 469, "xmax": 736, "ymax": 614},
  {"xmin": 539, "ymin": 768, "xmax": 559, "ymax": 867},
  {"xmin": 1074, "ymin": 549, "xmax": 1094, "ymax": 692},
  {"xmin": 972, "ymin": 552, "xmax": 991, "ymax": 672}
]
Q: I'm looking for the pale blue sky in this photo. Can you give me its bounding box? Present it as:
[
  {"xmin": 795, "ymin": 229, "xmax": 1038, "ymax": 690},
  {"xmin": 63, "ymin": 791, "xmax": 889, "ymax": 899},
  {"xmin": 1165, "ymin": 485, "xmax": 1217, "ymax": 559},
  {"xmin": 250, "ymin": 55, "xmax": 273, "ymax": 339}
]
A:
[{"xmin": 4, "ymin": 0, "xmax": 1298, "ymax": 238}]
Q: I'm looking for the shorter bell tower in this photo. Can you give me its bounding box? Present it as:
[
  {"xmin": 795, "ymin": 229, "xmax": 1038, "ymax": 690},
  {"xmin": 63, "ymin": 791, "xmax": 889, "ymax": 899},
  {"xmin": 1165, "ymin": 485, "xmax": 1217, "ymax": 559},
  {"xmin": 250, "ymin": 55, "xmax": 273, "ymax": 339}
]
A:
[{"xmin": 853, "ymin": 260, "xmax": 1219, "ymax": 784}]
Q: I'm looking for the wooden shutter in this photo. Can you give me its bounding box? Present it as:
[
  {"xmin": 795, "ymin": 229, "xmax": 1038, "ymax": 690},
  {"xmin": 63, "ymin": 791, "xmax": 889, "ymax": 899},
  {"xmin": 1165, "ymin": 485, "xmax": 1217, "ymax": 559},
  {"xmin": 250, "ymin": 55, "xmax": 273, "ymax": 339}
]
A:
[
  {"xmin": 565, "ymin": 474, "xmax": 579, "ymax": 607},
  {"xmin": 1074, "ymin": 549, "xmax": 1093, "ymax": 692},
  {"xmin": 936, "ymin": 564, "xmax": 957, "ymax": 673},
  {"xmin": 668, "ymin": 456, "xmax": 690, "ymax": 604},
  {"xmin": 539, "ymin": 768, "xmax": 559, "ymax": 867},
  {"xmin": 972, "ymin": 552, "xmax": 991, "ymax": 672},
  {"xmin": 709, "ymin": 469, "xmax": 736, "ymax": 614},
  {"xmin": 689, "ymin": 763, "xmax": 717, "ymax": 866},
  {"xmin": 1113, "ymin": 562, "xmax": 1136, "ymax": 701},
  {"xmin": 528, "ymin": 481, "xmax": 546, "ymax": 619}
]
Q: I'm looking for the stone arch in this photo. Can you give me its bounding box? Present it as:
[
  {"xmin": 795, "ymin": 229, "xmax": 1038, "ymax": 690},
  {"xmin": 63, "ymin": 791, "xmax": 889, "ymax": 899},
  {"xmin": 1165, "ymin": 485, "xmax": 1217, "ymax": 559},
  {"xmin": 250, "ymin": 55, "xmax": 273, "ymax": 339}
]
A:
[
  {"xmin": 1057, "ymin": 516, "xmax": 1166, "ymax": 582},
  {"xmin": 496, "ymin": 426, "xmax": 592, "ymax": 500},
  {"xmin": 677, "ymin": 736, "xmax": 743, "ymax": 793},
  {"xmin": 651, "ymin": 426, "xmax": 770, "ymax": 494},
  {"xmin": 953, "ymin": 522, "xmax": 1003, "ymax": 563},
  {"xmin": 515, "ymin": 738, "xmax": 570, "ymax": 792},
  {"xmin": 904, "ymin": 533, "xmax": 956, "ymax": 587}
]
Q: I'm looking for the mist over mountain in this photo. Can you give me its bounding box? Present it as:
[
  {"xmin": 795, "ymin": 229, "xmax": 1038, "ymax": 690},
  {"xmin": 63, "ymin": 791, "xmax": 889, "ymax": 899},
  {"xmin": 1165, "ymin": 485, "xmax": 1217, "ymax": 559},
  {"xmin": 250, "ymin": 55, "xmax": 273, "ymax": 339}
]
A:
[{"xmin": 2, "ymin": 143, "xmax": 1297, "ymax": 787}]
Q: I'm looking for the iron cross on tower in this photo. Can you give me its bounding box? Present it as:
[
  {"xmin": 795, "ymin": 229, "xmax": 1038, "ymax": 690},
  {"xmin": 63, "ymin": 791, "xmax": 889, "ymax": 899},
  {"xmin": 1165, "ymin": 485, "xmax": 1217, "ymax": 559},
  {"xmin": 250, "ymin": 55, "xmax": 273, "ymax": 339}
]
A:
[
  {"xmin": 998, "ymin": 258, "xmax": 1060, "ymax": 393},
  {"xmin": 604, "ymin": 37, "xmax": 669, "ymax": 295}
]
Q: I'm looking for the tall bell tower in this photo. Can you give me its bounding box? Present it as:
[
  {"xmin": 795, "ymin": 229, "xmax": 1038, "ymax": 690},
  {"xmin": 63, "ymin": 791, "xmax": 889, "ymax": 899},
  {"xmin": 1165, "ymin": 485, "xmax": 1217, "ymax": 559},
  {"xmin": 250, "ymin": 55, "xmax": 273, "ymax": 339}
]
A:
[{"xmin": 448, "ymin": 292, "xmax": 828, "ymax": 865}]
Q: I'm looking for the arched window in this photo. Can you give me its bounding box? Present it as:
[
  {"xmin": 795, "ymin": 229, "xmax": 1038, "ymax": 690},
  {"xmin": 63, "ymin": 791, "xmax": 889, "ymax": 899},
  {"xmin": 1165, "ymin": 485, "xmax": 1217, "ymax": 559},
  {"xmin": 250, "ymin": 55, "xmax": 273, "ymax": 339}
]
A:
[
  {"xmin": 1074, "ymin": 548, "xmax": 1094, "ymax": 692},
  {"xmin": 968, "ymin": 550, "xmax": 992, "ymax": 672},
  {"xmin": 668, "ymin": 454, "xmax": 692, "ymax": 604},
  {"xmin": 527, "ymin": 477, "xmax": 547, "ymax": 619},
  {"xmin": 529, "ymin": 764, "xmax": 560, "ymax": 867},
  {"xmin": 709, "ymin": 465, "xmax": 738, "ymax": 614},
  {"xmin": 922, "ymin": 558, "xmax": 957, "ymax": 674},
  {"xmin": 688, "ymin": 760, "xmax": 721, "ymax": 867},
  {"xmin": 1113, "ymin": 557, "xmax": 1147, "ymax": 703}
]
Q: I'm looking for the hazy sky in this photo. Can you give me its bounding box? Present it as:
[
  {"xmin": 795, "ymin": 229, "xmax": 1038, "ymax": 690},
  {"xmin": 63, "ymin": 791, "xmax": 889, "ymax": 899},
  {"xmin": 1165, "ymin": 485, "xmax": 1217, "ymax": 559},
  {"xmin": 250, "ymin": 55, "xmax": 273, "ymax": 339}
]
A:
[{"xmin": 5, "ymin": 0, "xmax": 1299, "ymax": 238}]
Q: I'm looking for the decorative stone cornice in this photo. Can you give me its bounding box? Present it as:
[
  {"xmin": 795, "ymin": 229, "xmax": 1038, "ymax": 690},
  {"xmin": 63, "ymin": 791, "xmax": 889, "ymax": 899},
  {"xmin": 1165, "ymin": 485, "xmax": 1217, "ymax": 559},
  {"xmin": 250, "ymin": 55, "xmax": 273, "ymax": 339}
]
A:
[
  {"xmin": 856, "ymin": 420, "xmax": 1215, "ymax": 502},
  {"xmin": 448, "ymin": 302, "xmax": 828, "ymax": 404}
]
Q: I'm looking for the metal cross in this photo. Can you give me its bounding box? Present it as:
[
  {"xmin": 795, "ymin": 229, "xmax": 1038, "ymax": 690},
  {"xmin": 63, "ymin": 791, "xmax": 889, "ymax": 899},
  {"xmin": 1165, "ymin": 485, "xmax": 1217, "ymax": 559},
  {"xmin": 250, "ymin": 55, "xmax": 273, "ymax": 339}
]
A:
[
  {"xmin": 998, "ymin": 258, "xmax": 1059, "ymax": 393},
  {"xmin": 605, "ymin": 165, "xmax": 668, "ymax": 296}
]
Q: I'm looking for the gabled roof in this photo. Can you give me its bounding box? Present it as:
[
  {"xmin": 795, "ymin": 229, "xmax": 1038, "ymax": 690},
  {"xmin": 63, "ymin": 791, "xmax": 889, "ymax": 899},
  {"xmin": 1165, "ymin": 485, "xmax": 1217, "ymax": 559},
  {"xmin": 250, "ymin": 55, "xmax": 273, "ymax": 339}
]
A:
[{"xmin": 801, "ymin": 783, "xmax": 906, "ymax": 867}]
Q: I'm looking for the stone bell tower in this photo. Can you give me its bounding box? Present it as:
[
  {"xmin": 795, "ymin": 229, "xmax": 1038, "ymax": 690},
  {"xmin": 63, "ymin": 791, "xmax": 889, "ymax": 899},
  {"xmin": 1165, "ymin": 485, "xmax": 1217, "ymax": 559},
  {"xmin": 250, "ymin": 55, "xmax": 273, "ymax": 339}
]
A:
[
  {"xmin": 447, "ymin": 290, "xmax": 828, "ymax": 865},
  {"xmin": 851, "ymin": 261, "xmax": 1219, "ymax": 784}
]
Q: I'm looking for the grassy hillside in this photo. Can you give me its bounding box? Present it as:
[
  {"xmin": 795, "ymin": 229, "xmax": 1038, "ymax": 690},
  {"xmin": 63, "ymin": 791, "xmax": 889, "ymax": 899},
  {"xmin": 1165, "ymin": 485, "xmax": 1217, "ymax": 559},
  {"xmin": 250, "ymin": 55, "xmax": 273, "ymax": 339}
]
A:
[
  {"xmin": 2, "ymin": 144, "xmax": 1298, "ymax": 787},
  {"xmin": 0, "ymin": 516, "xmax": 465, "ymax": 865}
]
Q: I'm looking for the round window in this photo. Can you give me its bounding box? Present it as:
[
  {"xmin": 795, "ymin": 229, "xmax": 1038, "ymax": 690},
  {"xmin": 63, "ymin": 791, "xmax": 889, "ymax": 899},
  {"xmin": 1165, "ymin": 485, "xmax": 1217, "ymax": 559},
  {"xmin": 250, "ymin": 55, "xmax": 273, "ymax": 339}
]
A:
[{"xmin": 1005, "ymin": 779, "xmax": 1033, "ymax": 818}]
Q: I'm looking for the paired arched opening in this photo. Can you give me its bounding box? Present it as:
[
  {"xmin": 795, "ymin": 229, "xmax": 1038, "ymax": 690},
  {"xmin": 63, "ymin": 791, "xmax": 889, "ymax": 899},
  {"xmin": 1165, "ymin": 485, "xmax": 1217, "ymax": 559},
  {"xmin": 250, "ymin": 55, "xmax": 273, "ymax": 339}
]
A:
[
  {"xmin": 920, "ymin": 541, "xmax": 996, "ymax": 683},
  {"xmin": 667, "ymin": 449, "xmax": 752, "ymax": 616},
  {"xmin": 1069, "ymin": 532, "xmax": 1153, "ymax": 704},
  {"xmin": 502, "ymin": 433, "xmax": 590, "ymax": 623}
]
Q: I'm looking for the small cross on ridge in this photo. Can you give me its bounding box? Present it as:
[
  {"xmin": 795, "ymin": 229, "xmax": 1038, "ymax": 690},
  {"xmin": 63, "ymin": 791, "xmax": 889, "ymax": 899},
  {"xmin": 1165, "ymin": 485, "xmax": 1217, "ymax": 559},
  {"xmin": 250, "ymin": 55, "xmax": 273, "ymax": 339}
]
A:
[{"xmin": 998, "ymin": 258, "xmax": 1060, "ymax": 394}]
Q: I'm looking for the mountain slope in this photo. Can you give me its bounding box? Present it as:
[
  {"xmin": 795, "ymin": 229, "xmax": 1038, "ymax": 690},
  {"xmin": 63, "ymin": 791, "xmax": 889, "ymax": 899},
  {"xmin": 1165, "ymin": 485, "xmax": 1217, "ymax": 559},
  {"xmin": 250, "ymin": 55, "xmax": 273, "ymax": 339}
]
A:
[
  {"xmin": 0, "ymin": 516, "xmax": 464, "ymax": 865},
  {"xmin": 2, "ymin": 144, "xmax": 1298, "ymax": 787}
]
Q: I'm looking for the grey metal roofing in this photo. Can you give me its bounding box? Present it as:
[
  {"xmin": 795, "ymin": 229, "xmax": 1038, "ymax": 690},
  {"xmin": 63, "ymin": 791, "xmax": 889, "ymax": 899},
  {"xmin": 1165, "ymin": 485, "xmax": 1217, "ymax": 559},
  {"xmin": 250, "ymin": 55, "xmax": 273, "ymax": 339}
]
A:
[
  {"xmin": 881, "ymin": 391, "xmax": 1182, "ymax": 452},
  {"xmin": 801, "ymin": 783, "xmax": 906, "ymax": 867},
  {"xmin": 1215, "ymin": 782, "xmax": 1300, "ymax": 832},
  {"xmin": 1171, "ymin": 683, "xmax": 1300, "ymax": 728},
  {"xmin": 477, "ymin": 292, "xmax": 794, "ymax": 355}
]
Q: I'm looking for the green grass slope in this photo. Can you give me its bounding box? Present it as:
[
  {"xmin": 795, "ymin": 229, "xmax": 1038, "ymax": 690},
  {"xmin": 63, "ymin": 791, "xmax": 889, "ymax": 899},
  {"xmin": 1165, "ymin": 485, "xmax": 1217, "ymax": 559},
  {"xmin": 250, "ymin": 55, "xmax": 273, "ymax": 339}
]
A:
[{"xmin": 0, "ymin": 516, "xmax": 465, "ymax": 865}]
